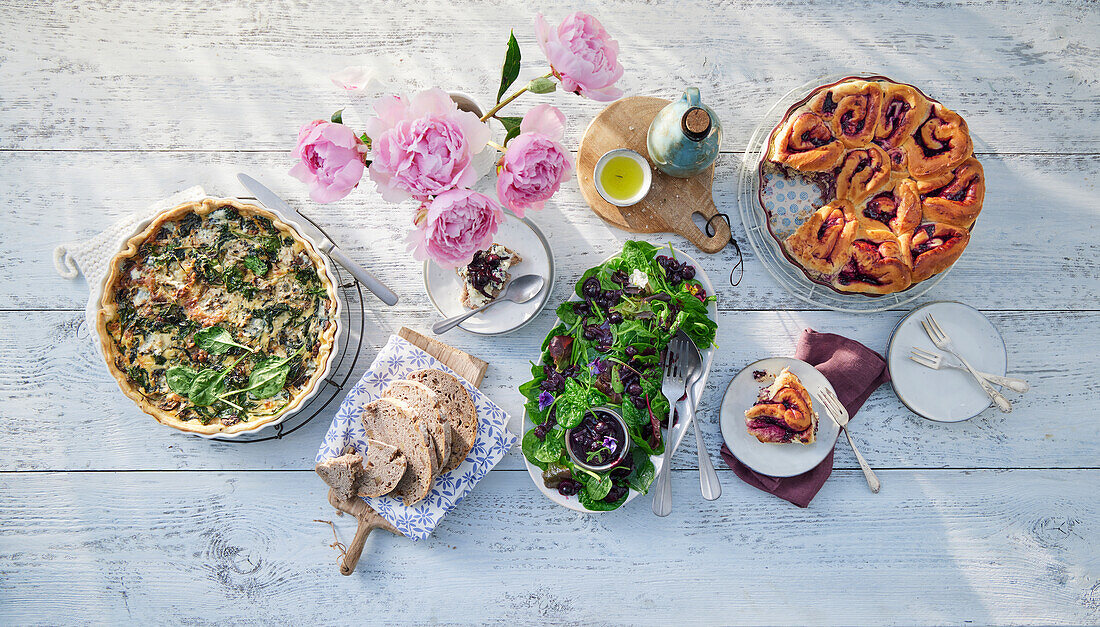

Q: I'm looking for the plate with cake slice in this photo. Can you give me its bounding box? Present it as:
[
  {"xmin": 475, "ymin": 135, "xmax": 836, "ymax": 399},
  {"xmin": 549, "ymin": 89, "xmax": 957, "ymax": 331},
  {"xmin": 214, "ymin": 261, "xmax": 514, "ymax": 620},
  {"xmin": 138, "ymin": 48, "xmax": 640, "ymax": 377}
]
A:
[
  {"xmin": 424, "ymin": 213, "xmax": 554, "ymax": 335},
  {"xmin": 719, "ymin": 357, "xmax": 841, "ymax": 477}
]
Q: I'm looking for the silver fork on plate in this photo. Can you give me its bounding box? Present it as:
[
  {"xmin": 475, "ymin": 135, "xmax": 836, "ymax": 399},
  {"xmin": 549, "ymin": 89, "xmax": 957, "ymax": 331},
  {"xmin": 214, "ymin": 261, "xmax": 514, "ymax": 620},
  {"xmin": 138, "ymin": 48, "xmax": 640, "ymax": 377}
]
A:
[
  {"xmin": 909, "ymin": 347, "xmax": 1030, "ymax": 393},
  {"xmin": 651, "ymin": 340, "xmax": 687, "ymax": 517},
  {"xmin": 818, "ymin": 387, "xmax": 881, "ymax": 493},
  {"xmin": 921, "ymin": 314, "xmax": 1013, "ymax": 413}
]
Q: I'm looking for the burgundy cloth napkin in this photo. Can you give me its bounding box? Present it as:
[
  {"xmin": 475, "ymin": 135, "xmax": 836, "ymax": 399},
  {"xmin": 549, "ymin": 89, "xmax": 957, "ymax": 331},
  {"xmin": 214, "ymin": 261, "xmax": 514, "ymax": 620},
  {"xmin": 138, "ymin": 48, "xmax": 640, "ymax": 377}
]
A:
[{"xmin": 720, "ymin": 329, "xmax": 891, "ymax": 507}]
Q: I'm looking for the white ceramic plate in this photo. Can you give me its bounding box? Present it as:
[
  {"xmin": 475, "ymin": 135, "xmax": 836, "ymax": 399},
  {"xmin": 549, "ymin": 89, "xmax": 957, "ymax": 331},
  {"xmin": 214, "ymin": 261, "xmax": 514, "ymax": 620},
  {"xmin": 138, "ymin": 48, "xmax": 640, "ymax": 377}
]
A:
[
  {"xmin": 887, "ymin": 301, "xmax": 1007, "ymax": 422},
  {"xmin": 719, "ymin": 357, "xmax": 841, "ymax": 477},
  {"xmin": 523, "ymin": 245, "xmax": 718, "ymax": 512},
  {"xmin": 424, "ymin": 213, "xmax": 554, "ymax": 335},
  {"xmin": 89, "ymin": 196, "xmax": 344, "ymax": 440}
]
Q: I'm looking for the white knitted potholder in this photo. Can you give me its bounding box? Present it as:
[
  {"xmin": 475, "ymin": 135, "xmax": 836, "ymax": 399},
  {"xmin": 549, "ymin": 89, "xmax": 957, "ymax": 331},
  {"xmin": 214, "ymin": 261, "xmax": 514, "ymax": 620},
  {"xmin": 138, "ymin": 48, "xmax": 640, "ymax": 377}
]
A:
[{"xmin": 52, "ymin": 186, "xmax": 207, "ymax": 350}]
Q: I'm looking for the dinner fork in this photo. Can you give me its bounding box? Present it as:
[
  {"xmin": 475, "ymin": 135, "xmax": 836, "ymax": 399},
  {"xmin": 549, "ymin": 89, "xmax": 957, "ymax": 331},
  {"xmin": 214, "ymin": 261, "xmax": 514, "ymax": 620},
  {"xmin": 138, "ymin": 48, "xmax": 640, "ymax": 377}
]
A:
[
  {"xmin": 921, "ymin": 314, "xmax": 1012, "ymax": 413},
  {"xmin": 909, "ymin": 347, "xmax": 1030, "ymax": 393},
  {"xmin": 818, "ymin": 386, "xmax": 881, "ymax": 493},
  {"xmin": 652, "ymin": 341, "xmax": 687, "ymax": 517}
]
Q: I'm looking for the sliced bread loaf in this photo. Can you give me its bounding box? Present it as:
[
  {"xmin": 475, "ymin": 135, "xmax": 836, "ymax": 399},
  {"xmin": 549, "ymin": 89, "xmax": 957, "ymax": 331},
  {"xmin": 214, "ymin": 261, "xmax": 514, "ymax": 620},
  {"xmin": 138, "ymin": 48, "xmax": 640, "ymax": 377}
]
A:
[
  {"xmin": 384, "ymin": 380, "xmax": 449, "ymax": 471},
  {"xmin": 357, "ymin": 438, "xmax": 408, "ymax": 497},
  {"xmin": 405, "ymin": 369, "xmax": 478, "ymax": 473},
  {"xmin": 315, "ymin": 450, "xmax": 364, "ymax": 502},
  {"xmin": 358, "ymin": 398, "xmax": 435, "ymax": 506}
]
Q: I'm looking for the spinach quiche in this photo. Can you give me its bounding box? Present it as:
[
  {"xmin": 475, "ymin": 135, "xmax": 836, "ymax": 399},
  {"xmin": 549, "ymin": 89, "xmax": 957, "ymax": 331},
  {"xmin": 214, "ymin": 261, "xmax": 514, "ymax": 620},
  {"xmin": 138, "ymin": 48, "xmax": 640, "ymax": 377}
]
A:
[{"xmin": 96, "ymin": 198, "xmax": 340, "ymax": 435}]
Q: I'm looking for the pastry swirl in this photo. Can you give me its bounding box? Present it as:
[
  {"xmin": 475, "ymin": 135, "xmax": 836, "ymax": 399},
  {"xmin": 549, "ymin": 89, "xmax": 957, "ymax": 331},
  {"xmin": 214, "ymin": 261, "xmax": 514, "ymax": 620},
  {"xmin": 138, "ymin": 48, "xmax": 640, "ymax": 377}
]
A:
[
  {"xmin": 832, "ymin": 227, "xmax": 912, "ymax": 294},
  {"xmin": 835, "ymin": 144, "xmax": 892, "ymax": 203},
  {"xmin": 783, "ymin": 200, "xmax": 859, "ymax": 275},
  {"xmin": 904, "ymin": 103, "xmax": 973, "ymax": 178},
  {"xmin": 767, "ymin": 111, "xmax": 845, "ymax": 172},
  {"xmin": 745, "ymin": 368, "xmax": 817, "ymax": 445},
  {"xmin": 916, "ymin": 157, "xmax": 985, "ymax": 228}
]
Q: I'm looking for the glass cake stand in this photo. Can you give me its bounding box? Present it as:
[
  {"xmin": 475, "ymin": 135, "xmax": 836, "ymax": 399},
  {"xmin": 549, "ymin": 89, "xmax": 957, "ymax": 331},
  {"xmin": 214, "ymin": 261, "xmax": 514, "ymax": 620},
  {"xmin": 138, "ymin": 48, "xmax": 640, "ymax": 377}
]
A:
[{"xmin": 735, "ymin": 73, "xmax": 957, "ymax": 313}]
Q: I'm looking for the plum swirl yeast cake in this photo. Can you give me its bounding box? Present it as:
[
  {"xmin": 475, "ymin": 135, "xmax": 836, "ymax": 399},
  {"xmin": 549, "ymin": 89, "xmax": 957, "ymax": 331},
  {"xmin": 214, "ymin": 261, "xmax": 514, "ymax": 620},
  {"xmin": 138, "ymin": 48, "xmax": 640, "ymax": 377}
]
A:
[{"xmin": 766, "ymin": 77, "xmax": 984, "ymax": 295}]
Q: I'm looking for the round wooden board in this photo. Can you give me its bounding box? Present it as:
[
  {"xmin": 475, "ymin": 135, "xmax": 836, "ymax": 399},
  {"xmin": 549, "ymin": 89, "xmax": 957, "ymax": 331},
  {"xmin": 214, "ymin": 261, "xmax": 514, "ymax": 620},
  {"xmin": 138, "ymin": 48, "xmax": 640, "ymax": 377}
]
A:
[{"xmin": 577, "ymin": 96, "xmax": 731, "ymax": 254}]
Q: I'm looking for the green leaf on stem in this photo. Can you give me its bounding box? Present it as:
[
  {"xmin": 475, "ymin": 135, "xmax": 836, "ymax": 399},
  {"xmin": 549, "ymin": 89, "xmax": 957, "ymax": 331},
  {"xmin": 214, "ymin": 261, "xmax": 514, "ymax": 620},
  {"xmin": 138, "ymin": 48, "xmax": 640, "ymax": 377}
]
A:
[
  {"xmin": 359, "ymin": 132, "xmax": 371, "ymax": 149},
  {"xmin": 330, "ymin": 109, "xmax": 344, "ymax": 124},
  {"xmin": 497, "ymin": 115, "xmax": 524, "ymax": 146},
  {"xmin": 495, "ymin": 31, "xmax": 522, "ymax": 104},
  {"xmin": 527, "ymin": 77, "xmax": 557, "ymax": 94}
]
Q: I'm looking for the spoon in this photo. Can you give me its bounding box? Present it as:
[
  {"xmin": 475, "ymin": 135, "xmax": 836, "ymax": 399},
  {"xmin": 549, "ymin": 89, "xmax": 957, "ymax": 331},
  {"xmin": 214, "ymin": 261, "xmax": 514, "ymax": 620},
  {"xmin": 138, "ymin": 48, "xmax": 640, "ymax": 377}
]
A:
[{"xmin": 432, "ymin": 274, "xmax": 546, "ymax": 334}]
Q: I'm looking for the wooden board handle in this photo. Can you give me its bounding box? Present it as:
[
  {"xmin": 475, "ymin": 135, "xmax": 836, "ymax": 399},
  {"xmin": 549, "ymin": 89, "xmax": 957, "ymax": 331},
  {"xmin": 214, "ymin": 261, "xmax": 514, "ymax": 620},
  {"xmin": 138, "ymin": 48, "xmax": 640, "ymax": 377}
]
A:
[
  {"xmin": 672, "ymin": 181, "xmax": 732, "ymax": 254},
  {"xmin": 340, "ymin": 517, "xmax": 382, "ymax": 576}
]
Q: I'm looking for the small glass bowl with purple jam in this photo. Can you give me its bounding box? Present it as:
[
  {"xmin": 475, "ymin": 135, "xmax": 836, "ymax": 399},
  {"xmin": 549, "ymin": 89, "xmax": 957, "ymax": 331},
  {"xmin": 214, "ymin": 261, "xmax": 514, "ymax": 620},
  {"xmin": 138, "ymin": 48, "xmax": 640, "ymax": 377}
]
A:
[{"xmin": 564, "ymin": 407, "xmax": 632, "ymax": 472}]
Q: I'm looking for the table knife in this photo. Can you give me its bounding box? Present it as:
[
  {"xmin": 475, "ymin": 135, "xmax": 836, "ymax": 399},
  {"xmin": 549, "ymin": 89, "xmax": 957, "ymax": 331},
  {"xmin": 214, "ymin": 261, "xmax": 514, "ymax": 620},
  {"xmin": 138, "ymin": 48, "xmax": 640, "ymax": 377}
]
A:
[{"xmin": 237, "ymin": 174, "xmax": 399, "ymax": 306}]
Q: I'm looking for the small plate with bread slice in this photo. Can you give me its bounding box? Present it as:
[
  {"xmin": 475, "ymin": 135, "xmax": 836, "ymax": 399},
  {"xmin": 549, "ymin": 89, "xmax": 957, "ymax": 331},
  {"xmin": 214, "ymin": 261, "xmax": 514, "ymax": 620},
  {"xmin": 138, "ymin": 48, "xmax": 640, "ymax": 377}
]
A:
[{"xmin": 424, "ymin": 212, "xmax": 554, "ymax": 335}]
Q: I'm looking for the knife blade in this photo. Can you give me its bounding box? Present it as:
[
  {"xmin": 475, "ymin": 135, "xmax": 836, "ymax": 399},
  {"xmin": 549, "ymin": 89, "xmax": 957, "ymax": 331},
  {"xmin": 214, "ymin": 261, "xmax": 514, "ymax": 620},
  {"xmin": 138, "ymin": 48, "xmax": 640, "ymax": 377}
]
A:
[{"xmin": 236, "ymin": 174, "xmax": 399, "ymax": 306}]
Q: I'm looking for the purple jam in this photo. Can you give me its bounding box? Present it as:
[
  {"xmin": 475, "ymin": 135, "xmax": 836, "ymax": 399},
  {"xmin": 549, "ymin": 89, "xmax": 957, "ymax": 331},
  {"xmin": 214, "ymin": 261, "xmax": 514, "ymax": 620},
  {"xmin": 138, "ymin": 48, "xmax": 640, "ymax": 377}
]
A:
[{"xmin": 567, "ymin": 409, "xmax": 627, "ymax": 468}]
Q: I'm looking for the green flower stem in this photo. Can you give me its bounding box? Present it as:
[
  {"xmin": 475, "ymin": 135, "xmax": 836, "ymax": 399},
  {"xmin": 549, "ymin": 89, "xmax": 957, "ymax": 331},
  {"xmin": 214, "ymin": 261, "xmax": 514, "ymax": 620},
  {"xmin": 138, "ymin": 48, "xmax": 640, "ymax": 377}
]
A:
[{"xmin": 479, "ymin": 71, "xmax": 554, "ymax": 122}]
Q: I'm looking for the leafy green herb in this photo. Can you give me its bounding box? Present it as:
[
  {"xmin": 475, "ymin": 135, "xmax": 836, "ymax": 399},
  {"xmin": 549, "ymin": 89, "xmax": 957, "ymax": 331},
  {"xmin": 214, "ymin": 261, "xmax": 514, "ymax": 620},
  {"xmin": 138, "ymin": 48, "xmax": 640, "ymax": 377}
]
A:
[
  {"xmin": 219, "ymin": 346, "xmax": 306, "ymax": 401},
  {"xmin": 580, "ymin": 469, "xmax": 612, "ymax": 500},
  {"xmin": 495, "ymin": 30, "xmax": 521, "ymax": 103},
  {"xmin": 194, "ymin": 327, "xmax": 254, "ymax": 354},
  {"xmin": 166, "ymin": 365, "xmax": 198, "ymax": 395},
  {"xmin": 626, "ymin": 449, "xmax": 656, "ymax": 494},
  {"xmin": 533, "ymin": 429, "xmax": 565, "ymax": 464},
  {"xmin": 126, "ymin": 366, "xmax": 149, "ymax": 391},
  {"xmin": 243, "ymin": 255, "xmax": 268, "ymax": 277}
]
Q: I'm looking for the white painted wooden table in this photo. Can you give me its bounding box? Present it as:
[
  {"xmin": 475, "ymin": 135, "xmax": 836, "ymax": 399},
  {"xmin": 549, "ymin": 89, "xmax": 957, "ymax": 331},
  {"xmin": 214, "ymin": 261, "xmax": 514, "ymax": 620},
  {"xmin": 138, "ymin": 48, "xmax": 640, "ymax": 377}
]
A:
[{"xmin": 2, "ymin": 1, "xmax": 1098, "ymax": 624}]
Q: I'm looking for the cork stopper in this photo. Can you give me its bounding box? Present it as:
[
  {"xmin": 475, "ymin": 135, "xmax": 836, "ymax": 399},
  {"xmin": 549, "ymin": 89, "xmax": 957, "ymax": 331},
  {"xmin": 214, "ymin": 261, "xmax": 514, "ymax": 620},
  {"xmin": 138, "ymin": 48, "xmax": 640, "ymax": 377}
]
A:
[{"xmin": 682, "ymin": 107, "xmax": 711, "ymax": 141}]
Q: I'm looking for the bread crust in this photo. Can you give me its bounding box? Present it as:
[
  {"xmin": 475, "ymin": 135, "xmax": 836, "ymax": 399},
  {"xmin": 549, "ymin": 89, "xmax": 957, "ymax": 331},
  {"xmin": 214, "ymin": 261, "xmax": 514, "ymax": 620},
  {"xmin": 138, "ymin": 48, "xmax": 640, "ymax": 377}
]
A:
[{"xmin": 95, "ymin": 198, "xmax": 339, "ymax": 435}]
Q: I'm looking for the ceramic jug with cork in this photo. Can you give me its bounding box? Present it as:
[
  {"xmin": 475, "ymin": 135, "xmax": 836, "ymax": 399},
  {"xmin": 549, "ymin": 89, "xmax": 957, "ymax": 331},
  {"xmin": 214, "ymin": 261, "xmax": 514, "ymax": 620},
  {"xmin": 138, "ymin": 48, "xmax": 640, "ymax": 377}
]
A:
[{"xmin": 646, "ymin": 87, "xmax": 722, "ymax": 178}]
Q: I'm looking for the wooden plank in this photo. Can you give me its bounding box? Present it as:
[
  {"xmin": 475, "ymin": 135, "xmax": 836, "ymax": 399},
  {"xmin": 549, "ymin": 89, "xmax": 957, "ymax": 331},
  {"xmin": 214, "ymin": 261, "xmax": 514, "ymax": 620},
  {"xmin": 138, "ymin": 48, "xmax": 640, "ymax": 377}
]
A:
[
  {"xmin": 0, "ymin": 1, "xmax": 1097, "ymax": 153},
  {"xmin": 1, "ymin": 470, "xmax": 1096, "ymax": 625},
  {"xmin": 397, "ymin": 327, "xmax": 487, "ymax": 386},
  {"xmin": 4, "ymin": 151, "xmax": 1098, "ymax": 311},
  {"xmin": 3, "ymin": 309, "xmax": 1096, "ymax": 472}
]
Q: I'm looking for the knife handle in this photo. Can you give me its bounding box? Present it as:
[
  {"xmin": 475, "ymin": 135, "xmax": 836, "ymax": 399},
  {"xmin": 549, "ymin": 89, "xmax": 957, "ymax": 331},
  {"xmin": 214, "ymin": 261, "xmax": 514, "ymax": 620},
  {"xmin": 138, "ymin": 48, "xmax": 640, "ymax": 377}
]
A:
[{"xmin": 327, "ymin": 247, "xmax": 399, "ymax": 306}]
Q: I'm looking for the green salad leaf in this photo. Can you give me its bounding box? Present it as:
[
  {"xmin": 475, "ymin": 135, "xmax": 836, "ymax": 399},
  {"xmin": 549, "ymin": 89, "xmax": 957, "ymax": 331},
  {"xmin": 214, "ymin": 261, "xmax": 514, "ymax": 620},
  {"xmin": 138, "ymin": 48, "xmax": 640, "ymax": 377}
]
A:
[{"xmin": 194, "ymin": 326, "xmax": 254, "ymax": 355}]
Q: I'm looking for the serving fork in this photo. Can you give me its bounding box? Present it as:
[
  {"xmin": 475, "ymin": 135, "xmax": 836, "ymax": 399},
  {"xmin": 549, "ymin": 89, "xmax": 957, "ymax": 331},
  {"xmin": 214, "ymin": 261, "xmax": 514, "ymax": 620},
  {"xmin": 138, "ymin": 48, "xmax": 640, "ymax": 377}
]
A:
[
  {"xmin": 909, "ymin": 347, "xmax": 1030, "ymax": 393},
  {"xmin": 673, "ymin": 332, "xmax": 721, "ymax": 502},
  {"xmin": 817, "ymin": 387, "xmax": 880, "ymax": 493},
  {"xmin": 652, "ymin": 340, "xmax": 688, "ymax": 517},
  {"xmin": 920, "ymin": 314, "xmax": 1013, "ymax": 413}
]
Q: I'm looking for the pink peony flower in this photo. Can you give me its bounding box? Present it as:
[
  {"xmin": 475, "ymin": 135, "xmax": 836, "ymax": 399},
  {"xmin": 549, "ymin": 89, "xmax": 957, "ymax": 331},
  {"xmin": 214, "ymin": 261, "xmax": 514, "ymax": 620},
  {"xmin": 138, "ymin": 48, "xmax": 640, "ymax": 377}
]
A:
[
  {"xmin": 407, "ymin": 188, "xmax": 504, "ymax": 268},
  {"xmin": 364, "ymin": 88, "xmax": 491, "ymax": 203},
  {"xmin": 496, "ymin": 104, "xmax": 573, "ymax": 217},
  {"xmin": 289, "ymin": 120, "xmax": 369, "ymax": 204},
  {"xmin": 535, "ymin": 12, "xmax": 624, "ymax": 102}
]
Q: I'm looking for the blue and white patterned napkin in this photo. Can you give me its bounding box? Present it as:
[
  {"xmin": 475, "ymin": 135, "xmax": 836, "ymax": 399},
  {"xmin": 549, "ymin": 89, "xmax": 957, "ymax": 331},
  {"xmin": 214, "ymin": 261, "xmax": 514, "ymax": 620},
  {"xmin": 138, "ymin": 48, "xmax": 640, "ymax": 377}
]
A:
[{"xmin": 316, "ymin": 334, "xmax": 515, "ymax": 540}]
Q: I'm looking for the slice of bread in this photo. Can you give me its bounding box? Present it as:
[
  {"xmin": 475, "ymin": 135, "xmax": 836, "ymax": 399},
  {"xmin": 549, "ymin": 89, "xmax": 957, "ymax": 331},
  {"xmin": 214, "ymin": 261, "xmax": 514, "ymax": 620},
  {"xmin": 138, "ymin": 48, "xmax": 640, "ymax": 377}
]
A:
[
  {"xmin": 405, "ymin": 369, "xmax": 478, "ymax": 473},
  {"xmin": 315, "ymin": 450, "xmax": 364, "ymax": 502},
  {"xmin": 359, "ymin": 398, "xmax": 435, "ymax": 506},
  {"xmin": 357, "ymin": 438, "xmax": 408, "ymax": 497},
  {"xmin": 384, "ymin": 380, "xmax": 450, "ymax": 471}
]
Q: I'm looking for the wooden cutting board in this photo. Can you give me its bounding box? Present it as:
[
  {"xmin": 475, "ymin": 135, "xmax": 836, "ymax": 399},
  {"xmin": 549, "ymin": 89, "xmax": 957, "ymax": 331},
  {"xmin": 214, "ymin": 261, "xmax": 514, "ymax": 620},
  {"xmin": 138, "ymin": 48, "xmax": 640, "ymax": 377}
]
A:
[
  {"xmin": 326, "ymin": 326, "xmax": 487, "ymax": 575},
  {"xmin": 577, "ymin": 96, "xmax": 732, "ymax": 254}
]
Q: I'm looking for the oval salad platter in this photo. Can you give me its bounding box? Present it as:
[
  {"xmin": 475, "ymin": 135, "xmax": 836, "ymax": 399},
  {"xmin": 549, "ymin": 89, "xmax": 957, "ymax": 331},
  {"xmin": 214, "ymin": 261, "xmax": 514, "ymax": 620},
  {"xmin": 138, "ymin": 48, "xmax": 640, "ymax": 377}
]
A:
[{"xmin": 520, "ymin": 241, "xmax": 718, "ymax": 513}]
